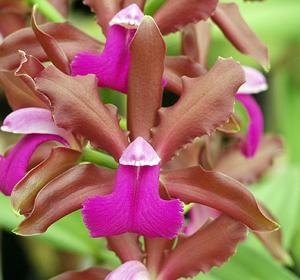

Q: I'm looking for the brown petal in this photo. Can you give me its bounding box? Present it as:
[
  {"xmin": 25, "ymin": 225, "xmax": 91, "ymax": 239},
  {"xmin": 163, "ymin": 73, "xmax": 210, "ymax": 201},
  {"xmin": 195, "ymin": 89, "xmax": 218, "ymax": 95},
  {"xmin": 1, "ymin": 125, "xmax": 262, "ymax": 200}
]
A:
[
  {"xmin": 254, "ymin": 204, "xmax": 292, "ymax": 265},
  {"xmin": 153, "ymin": 0, "xmax": 218, "ymax": 35},
  {"xmin": 128, "ymin": 16, "xmax": 165, "ymax": 141},
  {"xmin": 164, "ymin": 56, "xmax": 206, "ymax": 95},
  {"xmin": 32, "ymin": 7, "xmax": 70, "ymax": 74},
  {"xmin": 122, "ymin": 0, "xmax": 146, "ymax": 9},
  {"xmin": 160, "ymin": 166, "xmax": 278, "ymax": 231},
  {"xmin": 83, "ymin": 0, "xmax": 121, "ymax": 34},
  {"xmin": 162, "ymin": 139, "xmax": 203, "ymax": 170},
  {"xmin": 182, "ymin": 21, "xmax": 212, "ymax": 66},
  {"xmin": 0, "ymin": 22, "xmax": 101, "ymax": 70},
  {"xmin": 14, "ymin": 164, "xmax": 115, "ymax": 235},
  {"xmin": 0, "ymin": 51, "xmax": 47, "ymax": 110},
  {"xmin": 215, "ymin": 135, "xmax": 283, "ymax": 184},
  {"xmin": 0, "ymin": 12, "xmax": 26, "ymax": 37},
  {"xmin": 107, "ymin": 233, "xmax": 144, "ymax": 262},
  {"xmin": 145, "ymin": 238, "xmax": 174, "ymax": 275},
  {"xmin": 151, "ymin": 58, "xmax": 245, "ymax": 163},
  {"xmin": 212, "ymin": 3, "xmax": 269, "ymax": 68},
  {"xmin": 35, "ymin": 65, "xmax": 128, "ymax": 160},
  {"xmin": 11, "ymin": 147, "xmax": 81, "ymax": 215},
  {"xmin": 51, "ymin": 267, "xmax": 110, "ymax": 280},
  {"xmin": 157, "ymin": 215, "xmax": 247, "ymax": 279}
]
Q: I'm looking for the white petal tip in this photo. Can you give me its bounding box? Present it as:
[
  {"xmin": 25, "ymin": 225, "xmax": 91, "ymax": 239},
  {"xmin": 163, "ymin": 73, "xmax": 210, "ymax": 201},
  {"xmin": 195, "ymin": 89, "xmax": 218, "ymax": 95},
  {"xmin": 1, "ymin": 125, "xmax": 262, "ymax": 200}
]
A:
[
  {"xmin": 109, "ymin": 4, "xmax": 144, "ymax": 29},
  {"xmin": 119, "ymin": 137, "xmax": 160, "ymax": 166}
]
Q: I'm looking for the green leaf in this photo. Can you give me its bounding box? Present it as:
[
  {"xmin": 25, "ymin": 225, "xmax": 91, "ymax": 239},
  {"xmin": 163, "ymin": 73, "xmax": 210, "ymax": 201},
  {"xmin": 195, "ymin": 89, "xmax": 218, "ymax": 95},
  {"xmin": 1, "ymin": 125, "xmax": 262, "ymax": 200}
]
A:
[
  {"xmin": 0, "ymin": 196, "xmax": 118, "ymax": 264},
  {"xmin": 252, "ymin": 165, "xmax": 300, "ymax": 249},
  {"xmin": 208, "ymin": 240, "xmax": 299, "ymax": 280}
]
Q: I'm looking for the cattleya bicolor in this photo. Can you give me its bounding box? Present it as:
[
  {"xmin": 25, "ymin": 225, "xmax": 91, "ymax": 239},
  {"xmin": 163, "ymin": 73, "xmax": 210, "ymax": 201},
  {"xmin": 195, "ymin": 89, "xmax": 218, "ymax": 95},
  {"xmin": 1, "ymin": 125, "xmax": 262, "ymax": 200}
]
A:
[{"xmin": 0, "ymin": 0, "xmax": 284, "ymax": 279}]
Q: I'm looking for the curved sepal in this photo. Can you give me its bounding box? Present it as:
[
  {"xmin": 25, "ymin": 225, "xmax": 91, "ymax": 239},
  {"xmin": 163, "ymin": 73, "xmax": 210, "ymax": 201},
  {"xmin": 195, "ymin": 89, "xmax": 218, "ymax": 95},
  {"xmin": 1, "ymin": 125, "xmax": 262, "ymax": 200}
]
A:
[
  {"xmin": 212, "ymin": 3, "xmax": 269, "ymax": 68},
  {"xmin": 0, "ymin": 22, "xmax": 101, "ymax": 70},
  {"xmin": 0, "ymin": 134, "xmax": 65, "ymax": 196},
  {"xmin": 11, "ymin": 147, "xmax": 81, "ymax": 215},
  {"xmin": 14, "ymin": 164, "xmax": 115, "ymax": 235},
  {"xmin": 161, "ymin": 166, "xmax": 278, "ymax": 231}
]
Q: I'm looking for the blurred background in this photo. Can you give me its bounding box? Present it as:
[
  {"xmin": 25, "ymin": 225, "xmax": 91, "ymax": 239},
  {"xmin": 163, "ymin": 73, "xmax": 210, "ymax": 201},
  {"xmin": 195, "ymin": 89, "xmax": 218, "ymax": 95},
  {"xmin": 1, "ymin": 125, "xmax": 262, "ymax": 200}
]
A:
[{"xmin": 0, "ymin": 0, "xmax": 300, "ymax": 279}]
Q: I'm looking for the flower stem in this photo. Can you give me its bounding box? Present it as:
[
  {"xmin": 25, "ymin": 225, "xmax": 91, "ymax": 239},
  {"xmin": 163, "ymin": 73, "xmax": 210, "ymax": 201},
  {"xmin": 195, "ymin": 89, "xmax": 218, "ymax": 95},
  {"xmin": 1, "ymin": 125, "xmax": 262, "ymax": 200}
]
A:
[
  {"xmin": 81, "ymin": 147, "xmax": 118, "ymax": 169},
  {"xmin": 144, "ymin": 0, "xmax": 165, "ymax": 15},
  {"xmin": 27, "ymin": 0, "xmax": 65, "ymax": 22}
]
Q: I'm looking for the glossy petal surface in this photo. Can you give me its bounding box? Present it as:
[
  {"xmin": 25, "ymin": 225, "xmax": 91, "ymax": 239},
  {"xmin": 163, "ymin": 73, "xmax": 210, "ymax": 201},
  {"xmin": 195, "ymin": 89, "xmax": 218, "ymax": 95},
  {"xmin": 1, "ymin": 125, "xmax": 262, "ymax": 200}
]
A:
[
  {"xmin": 15, "ymin": 164, "xmax": 114, "ymax": 235},
  {"xmin": 119, "ymin": 137, "xmax": 160, "ymax": 166},
  {"xmin": 161, "ymin": 166, "xmax": 278, "ymax": 231},
  {"xmin": 110, "ymin": 4, "xmax": 144, "ymax": 28},
  {"xmin": 1, "ymin": 108, "xmax": 71, "ymax": 142},
  {"xmin": 236, "ymin": 94, "xmax": 264, "ymax": 158},
  {"xmin": 0, "ymin": 134, "xmax": 65, "ymax": 196},
  {"xmin": 105, "ymin": 261, "xmax": 151, "ymax": 280},
  {"xmin": 128, "ymin": 16, "xmax": 165, "ymax": 140},
  {"xmin": 238, "ymin": 66, "xmax": 268, "ymax": 94}
]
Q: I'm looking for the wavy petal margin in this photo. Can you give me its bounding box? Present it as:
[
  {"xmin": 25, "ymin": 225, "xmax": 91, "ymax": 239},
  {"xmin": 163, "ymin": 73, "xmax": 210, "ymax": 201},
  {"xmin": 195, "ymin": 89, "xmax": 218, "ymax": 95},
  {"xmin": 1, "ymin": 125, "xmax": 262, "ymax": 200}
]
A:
[
  {"xmin": 151, "ymin": 58, "xmax": 245, "ymax": 163},
  {"xmin": 153, "ymin": 0, "xmax": 218, "ymax": 35},
  {"xmin": 157, "ymin": 215, "xmax": 247, "ymax": 279},
  {"xmin": 35, "ymin": 65, "xmax": 128, "ymax": 160}
]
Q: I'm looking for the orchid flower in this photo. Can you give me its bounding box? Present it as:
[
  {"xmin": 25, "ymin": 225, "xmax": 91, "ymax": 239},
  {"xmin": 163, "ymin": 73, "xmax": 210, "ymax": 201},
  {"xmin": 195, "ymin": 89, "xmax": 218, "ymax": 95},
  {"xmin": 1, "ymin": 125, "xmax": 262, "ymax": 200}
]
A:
[
  {"xmin": 71, "ymin": 4, "xmax": 144, "ymax": 93},
  {"xmin": 83, "ymin": 136, "xmax": 183, "ymax": 238},
  {"xmin": 10, "ymin": 16, "xmax": 277, "ymax": 245},
  {"xmin": 0, "ymin": 108, "xmax": 71, "ymax": 196},
  {"xmin": 236, "ymin": 66, "xmax": 268, "ymax": 158}
]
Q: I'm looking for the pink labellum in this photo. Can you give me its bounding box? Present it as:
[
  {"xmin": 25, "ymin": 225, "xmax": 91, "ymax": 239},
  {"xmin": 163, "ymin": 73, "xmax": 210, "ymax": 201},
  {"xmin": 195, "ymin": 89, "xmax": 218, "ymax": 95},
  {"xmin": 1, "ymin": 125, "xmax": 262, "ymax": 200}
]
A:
[
  {"xmin": 83, "ymin": 138, "xmax": 183, "ymax": 239},
  {"xmin": 109, "ymin": 4, "xmax": 144, "ymax": 29},
  {"xmin": 119, "ymin": 137, "xmax": 161, "ymax": 166},
  {"xmin": 0, "ymin": 134, "xmax": 65, "ymax": 196},
  {"xmin": 105, "ymin": 261, "xmax": 151, "ymax": 280},
  {"xmin": 236, "ymin": 94, "xmax": 264, "ymax": 158},
  {"xmin": 1, "ymin": 107, "xmax": 72, "ymax": 143},
  {"xmin": 238, "ymin": 66, "xmax": 268, "ymax": 94},
  {"xmin": 71, "ymin": 5, "xmax": 144, "ymax": 93},
  {"xmin": 184, "ymin": 204, "xmax": 220, "ymax": 236}
]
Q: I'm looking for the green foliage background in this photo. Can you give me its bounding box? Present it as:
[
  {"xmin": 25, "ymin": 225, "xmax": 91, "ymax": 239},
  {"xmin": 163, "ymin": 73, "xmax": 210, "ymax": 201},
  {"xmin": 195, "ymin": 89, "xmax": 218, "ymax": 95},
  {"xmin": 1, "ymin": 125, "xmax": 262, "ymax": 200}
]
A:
[{"xmin": 0, "ymin": 0, "xmax": 300, "ymax": 279}]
